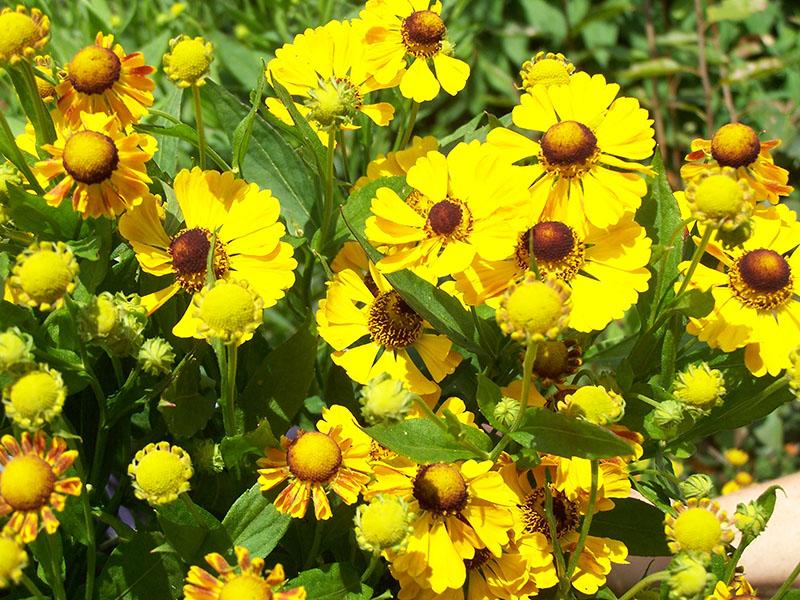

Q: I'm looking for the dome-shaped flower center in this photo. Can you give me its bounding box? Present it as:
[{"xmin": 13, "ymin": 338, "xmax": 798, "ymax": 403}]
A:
[
  {"xmin": 401, "ymin": 10, "xmax": 446, "ymax": 57},
  {"xmin": 368, "ymin": 291, "xmax": 423, "ymax": 350},
  {"xmin": 519, "ymin": 487, "xmax": 580, "ymax": 539},
  {"xmin": 427, "ymin": 200, "xmax": 462, "ymax": 236},
  {"xmin": 169, "ymin": 227, "xmax": 229, "ymax": 293},
  {"xmin": 17, "ymin": 249, "xmax": 73, "ymax": 305},
  {"xmin": 541, "ymin": 121, "xmax": 598, "ymax": 167},
  {"xmin": 219, "ymin": 574, "xmax": 273, "ymax": 600},
  {"xmin": 166, "ymin": 38, "xmax": 210, "ymax": 83},
  {"xmin": 738, "ymin": 249, "xmax": 790, "ymax": 293},
  {"xmin": 9, "ymin": 370, "xmax": 61, "ymax": 419},
  {"xmin": 0, "ymin": 535, "xmax": 24, "ymax": 580},
  {"xmin": 0, "ymin": 454, "xmax": 55, "ymax": 511},
  {"xmin": 674, "ymin": 366, "xmax": 725, "ymax": 409},
  {"xmin": 413, "ymin": 463, "xmax": 468, "ymax": 513},
  {"xmin": 358, "ymin": 497, "xmax": 410, "ymax": 550},
  {"xmin": 504, "ymin": 280, "xmax": 565, "ymax": 337},
  {"xmin": 62, "ymin": 131, "xmax": 119, "ymax": 184},
  {"xmin": 287, "ymin": 431, "xmax": 342, "ymax": 482},
  {"xmin": 533, "ymin": 339, "xmax": 580, "ymax": 382},
  {"xmin": 694, "ymin": 174, "xmax": 745, "ymax": 217},
  {"xmin": 672, "ymin": 507, "xmax": 722, "ymax": 553},
  {"xmin": 0, "ymin": 12, "xmax": 38, "ymax": 57},
  {"xmin": 133, "ymin": 450, "xmax": 186, "ymax": 497},
  {"xmin": 711, "ymin": 123, "xmax": 761, "ymax": 168},
  {"xmin": 68, "ymin": 45, "xmax": 121, "ymax": 95},
  {"xmin": 199, "ymin": 282, "xmax": 258, "ymax": 335},
  {"xmin": 523, "ymin": 58, "xmax": 571, "ymax": 89},
  {"xmin": 562, "ymin": 385, "xmax": 624, "ymax": 425},
  {"xmin": 531, "ymin": 221, "xmax": 575, "ymax": 261},
  {"xmin": 306, "ymin": 78, "xmax": 362, "ymax": 128},
  {"xmin": 464, "ymin": 548, "xmax": 493, "ymax": 571},
  {"xmin": 92, "ymin": 295, "xmax": 118, "ymax": 336}
]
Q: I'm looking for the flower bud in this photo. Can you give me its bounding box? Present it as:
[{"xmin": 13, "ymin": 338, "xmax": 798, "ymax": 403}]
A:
[
  {"xmin": 354, "ymin": 494, "xmax": 414, "ymax": 554},
  {"xmin": 493, "ymin": 397, "xmax": 521, "ymax": 428},
  {"xmin": 734, "ymin": 501, "xmax": 768, "ymax": 538},
  {"xmin": 359, "ymin": 373, "xmax": 417, "ymax": 424},
  {"xmin": 668, "ymin": 553, "xmax": 710, "ymax": 600},
  {"xmin": 0, "ymin": 327, "xmax": 34, "ymax": 372},
  {"xmin": 138, "ymin": 338, "xmax": 175, "ymax": 376},
  {"xmin": 680, "ymin": 474, "xmax": 715, "ymax": 500}
]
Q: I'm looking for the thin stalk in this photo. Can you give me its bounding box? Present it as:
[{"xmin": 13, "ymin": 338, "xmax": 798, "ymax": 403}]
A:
[
  {"xmin": 724, "ymin": 538, "xmax": 749, "ymax": 584},
  {"xmin": 544, "ymin": 476, "xmax": 567, "ymax": 581},
  {"xmin": 110, "ymin": 355, "xmax": 124, "ymax": 388},
  {"xmin": 45, "ymin": 533, "xmax": 67, "ymax": 600},
  {"xmin": 618, "ymin": 571, "xmax": 669, "ymax": 600},
  {"xmin": 214, "ymin": 342, "xmax": 234, "ymax": 437},
  {"xmin": 361, "ymin": 554, "xmax": 379, "ymax": 582},
  {"xmin": 318, "ymin": 130, "xmax": 337, "ymax": 255},
  {"xmin": 565, "ymin": 460, "xmax": 599, "ymax": 579},
  {"xmin": 675, "ymin": 225, "xmax": 713, "ymax": 297},
  {"xmin": 693, "ymin": 0, "xmax": 714, "ymax": 137},
  {"xmin": 489, "ymin": 340, "xmax": 538, "ymax": 460},
  {"xmin": 0, "ymin": 110, "xmax": 44, "ymax": 193},
  {"xmin": 226, "ymin": 344, "xmax": 239, "ymax": 435},
  {"xmin": 395, "ymin": 100, "xmax": 419, "ymax": 151},
  {"xmin": 337, "ymin": 129, "xmax": 351, "ymax": 184},
  {"xmin": 16, "ymin": 60, "xmax": 56, "ymax": 145},
  {"xmin": 20, "ymin": 573, "xmax": 46, "ymax": 599},
  {"xmin": 192, "ymin": 85, "xmax": 207, "ymax": 169},
  {"xmin": 769, "ymin": 555, "xmax": 800, "ymax": 600},
  {"xmin": 80, "ymin": 484, "xmax": 97, "ymax": 600},
  {"xmin": 304, "ymin": 520, "xmax": 324, "ymax": 569}
]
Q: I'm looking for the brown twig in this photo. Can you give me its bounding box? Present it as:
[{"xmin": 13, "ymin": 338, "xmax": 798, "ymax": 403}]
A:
[
  {"xmin": 643, "ymin": 0, "xmax": 669, "ymax": 173},
  {"xmin": 711, "ymin": 22, "xmax": 738, "ymax": 122},
  {"xmin": 694, "ymin": 0, "xmax": 715, "ymax": 136}
]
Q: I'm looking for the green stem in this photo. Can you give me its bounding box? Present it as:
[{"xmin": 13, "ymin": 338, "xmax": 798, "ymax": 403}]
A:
[
  {"xmin": 45, "ymin": 533, "xmax": 66, "ymax": 600},
  {"xmin": 565, "ymin": 460, "xmax": 599, "ymax": 579},
  {"xmin": 361, "ymin": 553, "xmax": 380, "ymax": 583},
  {"xmin": 82, "ymin": 489, "xmax": 96, "ymax": 600},
  {"xmin": 318, "ymin": 130, "xmax": 337, "ymax": 255},
  {"xmin": 769, "ymin": 555, "xmax": 800, "ymax": 600},
  {"xmin": 304, "ymin": 520, "xmax": 324, "ymax": 569},
  {"xmin": 214, "ymin": 342, "xmax": 233, "ymax": 437},
  {"xmin": 20, "ymin": 573, "xmax": 46, "ymax": 599},
  {"xmin": 724, "ymin": 538, "xmax": 749, "ymax": 584},
  {"xmin": 544, "ymin": 475, "xmax": 567, "ymax": 581},
  {"xmin": 618, "ymin": 571, "xmax": 669, "ymax": 600},
  {"xmin": 16, "ymin": 60, "xmax": 56, "ymax": 145},
  {"xmin": 110, "ymin": 355, "xmax": 124, "ymax": 388},
  {"xmin": 337, "ymin": 129, "xmax": 351, "ymax": 184},
  {"xmin": 675, "ymin": 225, "xmax": 713, "ymax": 297},
  {"xmin": 0, "ymin": 110, "xmax": 44, "ymax": 193},
  {"xmin": 226, "ymin": 344, "xmax": 239, "ymax": 435},
  {"xmin": 395, "ymin": 100, "xmax": 419, "ymax": 151},
  {"xmin": 192, "ymin": 85, "xmax": 207, "ymax": 170}
]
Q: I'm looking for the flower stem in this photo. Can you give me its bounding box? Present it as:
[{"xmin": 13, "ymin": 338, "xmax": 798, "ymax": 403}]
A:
[
  {"xmin": 769, "ymin": 554, "xmax": 800, "ymax": 600},
  {"xmin": 216, "ymin": 342, "xmax": 239, "ymax": 437},
  {"xmin": 15, "ymin": 60, "xmax": 56, "ymax": 145},
  {"xmin": 81, "ymin": 488, "xmax": 97, "ymax": 600},
  {"xmin": 318, "ymin": 129, "xmax": 337, "ymax": 255},
  {"xmin": 544, "ymin": 473, "xmax": 567, "ymax": 582},
  {"xmin": 304, "ymin": 519, "xmax": 324, "ymax": 569},
  {"xmin": 617, "ymin": 571, "xmax": 669, "ymax": 600},
  {"xmin": 45, "ymin": 533, "xmax": 67, "ymax": 600},
  {"xmin": 361, "ymin": 553, "xmax": 380, "ymax": 583},
  {"xmin": 395, "ymin": 100, "xmax": 419, "ymax": 151},
  {"xmin": 192, "ymin": 85, "xmax": 207, "ymax": 170},
  {"xmin": 565, "ymin": 460, "xmax": 599, "ymax": 579},
  {"xmin": 226, "ymin": 344, "xmax": 239, "ymax": 435},
  {"xmin": 724, "ymin": 537, "xmax": 749, "ymax": 584},
  {"xmin": 675, "ymin": 225, "xmax": 713, "ymax": 297},
  {"xmin": 20, "ymin": 573, "xmax": 46, "ymax": 599}
]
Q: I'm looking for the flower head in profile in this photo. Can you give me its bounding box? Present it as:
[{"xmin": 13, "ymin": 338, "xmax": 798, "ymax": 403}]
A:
[
  {"xmin": 672, "ymin": 363, "xmax": 726, "ymax": 416},
  {"xmin": 352, "ymin": 135, "xmax": 438, "ymax": 190},
  {"xmin": 359, "ymin": 373, "xmax": 418, "ymax": 424},
  {"xmin": 128, "ymin": 442, "xmax": 193, "ymax": 506},
  {"xmin": 0, "ymin": 6, "xmax": 49, "ymax": 65},
  {"xmin": 707, "ymin": 574, "xmax": 757, "ymax": 600},
  {"xmin": 488, "ymin": 72, "xmax": 655, "ymax": 235},
  {"xmin": 519, "ymin": 51, "xmax": 575, "ymax": 92},
  {"xmin": 34, "ymin": 111, "xmax": 156, "ymax": 218},
  {"xmin": 681, "ymin": 122, "xmax": 793, "ymax": 203},
  {"xmin": 163, "ymin": 35, "xmax": 213, "ymax": 88},
  {"xmin": 668, "ymin": 553, "xmax": 710, "ymax": 600},
  {"xmin": 557, "ymin": 385, "xmax": 625, "ymax": 425},
  {"xmin": 57, "ymin": 32, "xmax": 155, "ymax": 127},
  {"xmin": 184, "ymin": 546, "xmax": 306, "ymax": 600},
  {"xmin": 0, "ymin": 431, "xmax": 82, "ymax": 543},
  {"xmin": 33, "ymin": 55, "xmax": 57, "ymax": 103},
  {"xmin": 118, "ymin": 168, "xmax": 296, "ymax": 335},
  {"xmin": 360, "ymin": 0, "xmax": 470, "ymax": 102},
  {"xmin": 0, "ymin": 327, "xmax": 34, "ymax": 372},
  {"xmin": 257, "ymin": 406, "xmax": 372, "ymax": 520},
  {"xmin": 2, "ymin": 364, "xmax": 66, "ymax": 430},
  {"xmin": 665, "ymin": 498, "xmax": 733, "ymax": 557},
  {"xmin": 0, "ymin": 533, "xmax": 27, "ymax": 589},
  {"xmin": 355, "ymin": 494, "xmax": 415, "ymax": 554},
  {"xmin": 186, "ymin": 278, "xmax": 264, "ymax": 346},
  {"xmin": 4, "ymin": 241, "xmax": 78, "ymax": 312}
]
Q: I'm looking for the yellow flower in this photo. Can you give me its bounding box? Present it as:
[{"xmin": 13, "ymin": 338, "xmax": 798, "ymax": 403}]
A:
[
  {"xmin": 519, "ymin": 51, "xmax": 575, "ymax": 92},
  {"xmin": 33, "ymin": 55, "xmax": 57, "ymax": 102},
  {"xmin": 365, "ymin": 456, "xmax": 518, "ymax": 594},
  {"xmin": 681, "ymin": 122, "xmax": 793, "ymax": 203},
  {"xmin": 457, "ymin": 215, "xmax": 651, "ymax": 332},
  {"xmin": 360, "ymin": 0, "xmax": 470, "ymax": 102},
  {"xmin": 118, "ymin": 168, "xmax": 296, "ymax": 334},
  {"xmin": 359, "ymin": 373, "xmax": 418, "ymax": 424},
  {"xmin": 267, "ymin": 19, "xmax": 397, "ymax": 136},
  {"xmin": 683, "ymin": 167, "xmax": 753, "ymax": 231},
  {"xmin": 557, "ymin": 385, "xmax": 625, "ymax": 425},
  {"xmin": 706, "ymin": 574, "xmax": 756, "ymax": 600},
  {"xmin": 184, "ymin": 278, "xmax": 264, "ymax": 346},
  {"xmin": 496, "ymin": 273, "xmax": 571, "ymax": 342},
  {"xmin": 34, "ymin": 111, "xmax": 156, "ymax": 218},
  {"xmin": 2, "ymin": 364, "xmax": 66, "ymax": 430},
  {"xmin": 184, "ymin": 546, "xmax": 306, "ymax": 600},
  {"xmin": 352, "ymin": 135, "xmax": 438, "ymax": 190},
  {"xmin": 163, "ymin": 35, "xmax": 213, "ymax": 87},
  {"xmin": 679, "ymin": 204, "xmax": 800, "ymax": 376},
  {"xmin": 673, "ymin": 363, "xmax": 726, "ymax": 416},
  {"xmin": 665, "ymin": 498, "xmax": 733, "ymax": 556},
  {"xmin": 668, "ymin": 553, "xmax": 710, "ymax": 600},
  {"xmin": 366, "ymin": 141, "xmax": 532, "ymax": 277},
  {"xmin": 355, "ymin": 494, "xmax": 415, "ymax": 554},
  {"xmin": 4, "ymin": 241, "xmax": 78, "ymax": 311},
  {"xmin": 257, "ymin": 406, "xmax": 372, "ymax": 520},
  {"xmin": 0, "ymin": 533, "xmax": 27, "ymax": 589},
  {"xmin": 0, "ymin": 6, "xmax": 49, "ymax": 65},
  {"xmin": 56, "ymin": 32, "xmax": 155, "ymax": 127},
  {"xmin": 488, "ymin": 72, "xmax": 655, "ymax": 235},
  {"xmin": 721, "ymin": 471, "xmax": 753, "ymax": 496},
  {"xmin": 724, "ymin": 448, "xmax": 749, "ymax": 467},
  {"xmin": 316, "ymin": 260, "xmax": 461, "ymax": 397},
  {"xmin": 128, "ymin": 442, "xmax": 193, "ymax": 506},
  {"xmin": 0, "ymin": 327, "xmax": 34, "ymax": 372},
  {"xmin": 0, "ymin": 431, "xmax": 82, "ymax": 543}
]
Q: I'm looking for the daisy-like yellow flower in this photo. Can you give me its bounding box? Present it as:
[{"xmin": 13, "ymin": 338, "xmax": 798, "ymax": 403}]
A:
[
  {"xmin": 4, "ymin": 241, "xmax": 78, "ymax": 312},
  {"xmin": 0, "ymin": 431, "xmax": 82, "ymax": 543},
  {"xmin": 366, "ymin": 457, "xmax": 518, "ymax": 594},
  {"xmin": 57, "ymin": 32, "xmax": 155, "ymax": 127},
  {"xmin": 257, "ymin": 406, "xmax": 372, "ymax": 520},
  {"xmin": 681, "ymin": 122, "xmax": 793, "ymax": 203},
  {"xmin": 0, "ymin": 533, "xmax": 27, "ymax": 589},
  {"xmin": 665, "ymin": 498, "xmax": 733, "ymax": 556},
  {"xmin": 128, "ymin": 442, "xmax": 193, "ymax": 506},
  {"xmin": 724, "ymin": 448, "xmax": 749, "ymax": 467},
  {"xmin": 181, "ymin": 278, "xmax": 264, "ymax": 346},
  {"xmin": 519, "ymin": 51, "xmax": 575, "ymax": 92},
  {"xmin": 366, "ymin": 140, "xmax": 533, "ymax": 277},
  {"xmin": 184, "ymin": 546, "xmax": 306, "ymax": 600},
  {"xmin": 672, "ymin": 362, "xmax": 726, "ymax": 416},
  {"xmin": 721, "ymin": 471, "xmax": 753, "ymax": 496},
  {"xmin": 532, "ymin": 339, "xmax": 582, "ymax": 384},
  {"xmin": 353, "ymin": 135, "xmax": 438, "ymax": 190},
  {"xmin": 316, "ymin": 259, "xmax": 461, "ymax": 397},
  {"xmin": 457, "ymin": 214, "xmax": 651, "ymax": 331},
  {"xmin": 34, "ymin": 111, "xmax": 156, "ymax": 219},
  {"xmin": 0, "ymin": 6, "xmax": 49, "ymax": 65},
  {"xmin": 682, "ymin": 167, "xmax": 753, "ymax": 232},
  {"xmin": 360, "ymin": 0, "xmax": 470, "ymax": 102},
  {"xmin": 267, "ymin": 19, "xmax": 397, "ymax": 136},
  {"xmin": 118, "ymin": 168, "xmax": 296, "ymax": 333},
  {"xmin": 680, "ymin": 204, "xmax": 800, "ymax": 376},
  {"xmin": 488, "ymin": 72, "xmax": 655, "ymax": 234},
  {"xmin": 162, "ymin": 35, "xmax": 213, "ymax": 88},
  {"xmin": 496, "ymin": 273, "xmax": 571, "ymax": 342},
  {"xmin": 2, "ymin": 364, "xmax": 66, "ymax": 430}
]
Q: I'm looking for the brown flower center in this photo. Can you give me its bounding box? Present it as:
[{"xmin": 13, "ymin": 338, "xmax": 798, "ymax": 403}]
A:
[
  {"xmin": 0, "ymin": 454, "xmax": 56, "ymax": 511},
  {"xmin": 533, "ymin": 339, "xmax": 582, "ymax": 384},
  {"xmin": 464, "ymin": 548, "xmax": 493, "ymax": 571},
  {"xmin": 68, "ymin": 45, "xmax": 122, "ymax": 95},
  {"xmin": 169, "ymin": 227, "xmax": 229, "ymax": 293},
  {"xmin": 287, "ymin": 431, "xmax": 342, "ymax": 483},
  {"xmin": 729, "ymin": 248, "xmax": 793, "ymax": 311},
  {"xmin": 401, "ymin": 10, "xmax": 446, "ymax": 58},
  {"xmin": 711, "ymin": 123, "xmax": 761, "ymax": 168},
  {"xmin": 62, "ymin": 131, "xmax": 119, "ymax": 184},
  {"xmin": 519, "ymin": 487, "xmax": 580, "ymax": 539},
  {"xmin": 413, "ymin": 463, "xmax": 468, "ymax": 514},
  {"xmin": 427, "ymin": 200, "xmax": 462, "ymax": 236},
  {"xmin": 515, "ymin": 223, "xmax": 585, "ymax": 280},
  {"xmin": 541, "ymin": 121, "xmax": 598, "ymax": 168},
  {"xmin": 368, "ymin": 291, "xmax": 423, "ymax": 350}
]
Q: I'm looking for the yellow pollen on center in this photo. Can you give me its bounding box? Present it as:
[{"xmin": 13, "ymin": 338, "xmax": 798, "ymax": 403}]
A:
[
  {"xmin": 694, "ymin": 175, "xmax": 744, "ymax": 216},
  {"xmin": 0, "ymin": 454, "xmax": 55, "ymax": 511},
  {"xmin": 368, "ymin": 291, "xmax": 423, "ymax": 350},
  {"xmin": 401, "ymin": 10, "xmax": 446, "ymax": 57},
  {"xmin": 525, "ymin": 59, "xmax": 570, "ymax": 87},
  {"xmin": 711, "ymin": 123, "xmax": 761, "ymax": 168},
  {"xmin": 541, "ymin": 120, "xmax": 598, "ymax": 166},
  {"xmin": 166, "ymin": 38, "xmax": 209, "ymax": 83},
  {"xmin": 672, "ymin": 508, "xmax": 722, "ymax": 553},
  {"xmin": 0, "ymin": 12, "xmax": 37, "ymax": 57},
  {"xmin": 133, "ymin": 450, "xmax": 186, "ymax": 497},
  {"xmin": 62, "ymin": 131, "xmax": 119, "ymax": 184},
  {"xmin": 219, "ymin": 574, "xmax": 273, "ymax": 600},
  {"xmin": 505, "ymin": 281, "xmax": 564, "ymax": 336},
  {"xmin": 9, "ymin": 371, "xmax": 61, "ymax": 419},
  {"xmin": 18, "ymin": 250, "xmax": 73, "ymax": 305},
  {"xmin": 0, "ymin": 536, "xmax": 24, "ymax": 580},
  {"xmin": 68, "ymin": 45, "xmax": 121, "ymax": 95},
  {"xmin": 413, "ymin": 463, "xmax": 467, "ymax": 513},
  {"xmin": 287, "ymin": 432, "xmax": 342, "ymax": 482},
  {"xmin": 199, "ymin": 283, "xmax": 257, "ymax": 334},
  {"xmin": 358, "ymin": 498, "xmax": 409, "ymax": 549}
]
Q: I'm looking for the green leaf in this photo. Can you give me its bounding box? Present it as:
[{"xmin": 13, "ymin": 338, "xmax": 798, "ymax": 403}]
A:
[
  {"xmin": 8, "ymin": 62, "xmax": 56, "ymax": 147},
  {"xmin": 670, "ymin": 287, "xmax": 714, "ymax": 319},
  {"xmin": 754, "ymin": 484, "xmax": 781, "ymax": 525},
  {"xmin": 158, "ymin": 357, "xmax": 216, "ymax": 439},
  {"xmin": 232, "ymin": 70, "xmax": 269, "ymax": 176},
  {"xmin": 589, "ymin": 498, "xmax": 670, "ymax": 556},
  {"xmin": 135, "ymin": 122, "xmax": 230, "ymax": 172},
  {"xmin": 6, "ymin": 185, "xmax": 80, "ymax": 242},
  {"xmin": 96, "ymin": 533, "xmax": 184, "ymax": 600},
  {"xmin": 157, "ymin": 497, "xmax": 232, "ymax": 564},
  {"xmin": 707, "ymin": 0, "xmax": 767, "ymax": 22},
  {"xmin": 476, "ymin": 373, "xmax": 507, "ymax": 432},
  {"xmin": 0, "ymin": 111, "xmax": 42, "ymax": 193},
  {"xmin": 152, "ymin": 86, "xmax": 184, "ymax": 176},
  {"xmin": 365, "ymin": 418, "xmax": 491, "ymax": 463},
  {"xmin": 268, "ymin": 77, "xmax": 325, "ymax": 166},
  {"xmin": 512, "ymin": 408, "xmax": 636, "ymax": 459},
  {"xmin": 336, "ymin": 175, "xmax": 406, "ymax": 247},
  {"xmin": 287, "ymin": 563, "xmax": 372, "ymax": 600},
  {"xmin": 222, "ymin": 484, "xmax": 291, "ymax": 557}
]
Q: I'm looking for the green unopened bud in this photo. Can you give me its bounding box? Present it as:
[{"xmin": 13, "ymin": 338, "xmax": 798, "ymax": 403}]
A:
[
  {"xmin": 359, "ymin": 373, "xmax": 417, "ymax": 424},
  {"xmin": 189, "ymin": 439, "xmax": 224, "ymax": 474},
  {"xmin": 680, "ymin": 474, "xmax": 715, "ymax": 500},
  {"xmin": 494, "ymin": 396, "xmax": 521, "ymax": 428},
  {"xmin": 81, "ymin": 292, "xmax": 147, "ymax": 356},
  {"xmin": 653, "ymin": 399, "xmax": 685, "ymax": 431},
  {"xmin": 0, "ymin": 161, "xmax": 22, "ymax": 204},
  {"xmin": 305, "ymin": 77, "xmax": 360, "ymax": 128},
  {"xmin": 668, "ymin": 553, "xmax": 710, "ymax": 600},
  {"xmin": 715, "ymin": 217, "xmax": 753, "ymax": 250},
  {"xmin": 354, "ymin": 495, "xmax": 414, "ymax": 554},
  {"xmin": 734, "ymin": 501, "xmax": 768, "ymax": 538},
  {"xmin": 138, "ymin": 337, "xmax": 175, "ymax": 376},
  {"xmin": 0, "ymin": 327, "xmax": 34, "ymax": 372}
]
